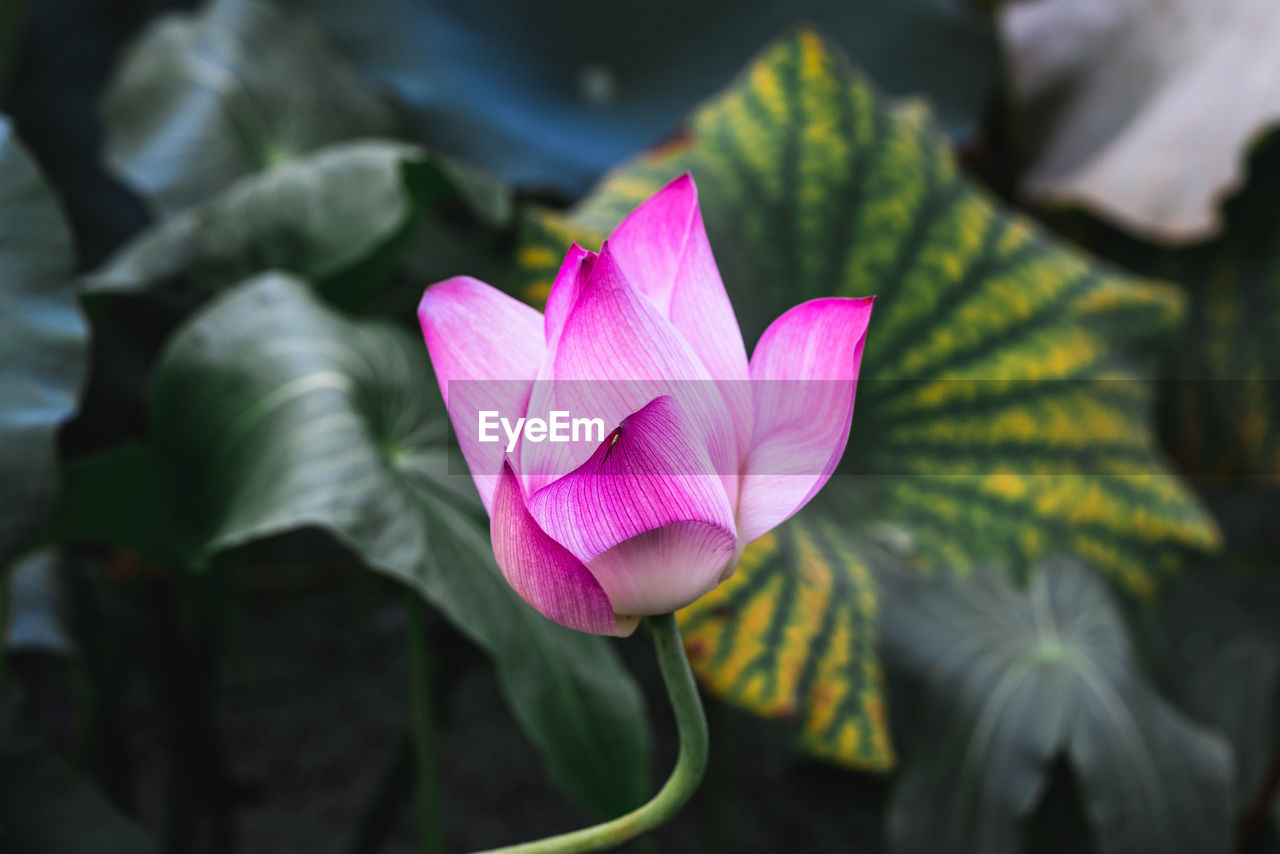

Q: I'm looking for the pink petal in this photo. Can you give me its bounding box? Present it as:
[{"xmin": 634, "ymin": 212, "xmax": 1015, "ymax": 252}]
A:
[
  {"xmin": 737, "ymin": 297, "xmax": 875, "ymax": 544},
  {"xmin": 418, "ymin": 277, "xmax": 545, "ymax": 513},
  {"xmin": 528, "ymin": 396, "xmax": 737, "ymax": 617},
  {"xmin": 491, "ymin": 462, "xmax": 635, "ymax": 637},
  {"xmin": 543, "ymin": 243, "xmax": 596, "ymax": 349},
  {"xmin": 521, "ymin": 243, "xmax": 737, "ymax": 494},
  {"xmin": 608, "ymin": 174, "xmax": 753, "ymax": 458}
]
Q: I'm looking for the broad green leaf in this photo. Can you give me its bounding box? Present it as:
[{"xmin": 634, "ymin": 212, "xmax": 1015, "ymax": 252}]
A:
[
  {"xmin": 0, "ymin": 752, "xmax": 156, "ymax": 853},
  {"xmin": 282, "ymin": 0, "xmax": 995, "ymax": 193},
  {"xmin": 85, "ymin": 141, "xmax": 492, "ymax": 310},
  {"xmin": 0, "ymin": 117, "xmax": 89, "ymax": 567},
  {"xmin": 516, "ymin": 28, "xmax": 1219, "ymax": 769},
  {"xmin": 880, "ymin": 558, "xmax": 1233, "ymax": 854},
  {"xmin": 148, "ymin": 272, "xmax": 649, "ymax": 816},
  {"xmin": 103, "ymin": 0, "xmax": 399, "ymax": 214}
]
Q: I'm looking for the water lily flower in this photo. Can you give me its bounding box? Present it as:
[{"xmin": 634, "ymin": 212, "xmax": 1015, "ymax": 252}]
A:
[{"xmin": 418, "ymin": 174, "xmax": 873, "ymax": 636}]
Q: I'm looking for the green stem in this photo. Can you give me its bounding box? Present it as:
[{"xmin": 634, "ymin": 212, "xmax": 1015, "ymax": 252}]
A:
[
  {"xmin": 471, "ymin": 612, "xmax": 708, "ymax": 854},
  {"xmin": 406, "ymin": 594, "xmax": 446, "ymax": 854}
]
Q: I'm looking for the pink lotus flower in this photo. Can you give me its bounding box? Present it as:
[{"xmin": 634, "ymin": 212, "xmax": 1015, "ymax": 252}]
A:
[{"xmin": 418, "ymin": 175, "xmax": 873, "ymax": 636}]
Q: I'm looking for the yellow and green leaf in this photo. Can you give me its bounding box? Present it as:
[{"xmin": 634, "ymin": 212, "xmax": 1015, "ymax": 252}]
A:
[
  {"xmin": 680, "ymin": 506, "xmax": 894, "ymax": 769},
  {"xmin": 516, "ymin": 28, "xmax": 1219, "ymax": 770}
]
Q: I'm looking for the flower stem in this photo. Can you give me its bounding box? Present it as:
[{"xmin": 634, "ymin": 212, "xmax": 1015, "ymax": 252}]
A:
[
  {"xmin": 406, "ymin": 593, "xmax": 446, "ymax": 854},
  {"xmin": 471, "ymin": 612, "xmax": 708, "ymax": 854}
]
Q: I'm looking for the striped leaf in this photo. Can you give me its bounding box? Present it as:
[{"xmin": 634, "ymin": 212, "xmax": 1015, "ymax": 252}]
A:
[
  {"xmin": 679, "ymin": 497, "xmax": 893, "ymax": 768},
  {"xmin": 515, "ymin": 28, "xmax": 1218, "ymax": 770}
]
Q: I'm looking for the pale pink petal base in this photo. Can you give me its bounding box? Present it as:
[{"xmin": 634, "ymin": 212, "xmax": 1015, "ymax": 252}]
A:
[
  {"xmin": 529, "ymin": 396, "xmax": 737, "ymax": 617},
  {"xmin": 737, "ymin": 297, "xmax": 875, "ymax": 544},
  {"xmin": 490, "ymin": 463, "xmax": 636, "ymax": 637},
  {"xmin": 588, "ymin": 521, "xmax": 735, "ymax": 616}
]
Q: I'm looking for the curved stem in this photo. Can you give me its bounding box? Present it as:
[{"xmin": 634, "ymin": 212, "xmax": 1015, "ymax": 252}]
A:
[{"xmin": 471, "ymin": 612, "xmax": 707, "ymax": 854}]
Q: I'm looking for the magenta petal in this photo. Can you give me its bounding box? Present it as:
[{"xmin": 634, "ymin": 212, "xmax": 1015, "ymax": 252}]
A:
[
  {"xmin": 608, "ymin": 174, "xmax": 753, "ymax": 456},
  {"xmin": 528, "ymin": 396, "xmax": 737, "ymax": 616},
  {"xmin": 521, "ymin": 243, "xmax": 736, "ymax": 493},
  {"xmin": 737, "ymin": 297, "xmax": 875, "ymax": 544},
  {"xmin": 491, "ymin": 462, "xmax": 633, "ymax": 637},
  {"xmin": 543, "ymin": 243, "xmax": 596, "ymax": 348},
  {"xmin": 418, "ymin": 277, "xmax": 545, "ymax": 513}
]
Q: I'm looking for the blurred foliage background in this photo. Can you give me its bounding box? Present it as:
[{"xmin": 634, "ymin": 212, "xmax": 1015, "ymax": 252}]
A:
[{"xmin": 1, "ymin": 1, "xmax": 1278, "ymax": 852}]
